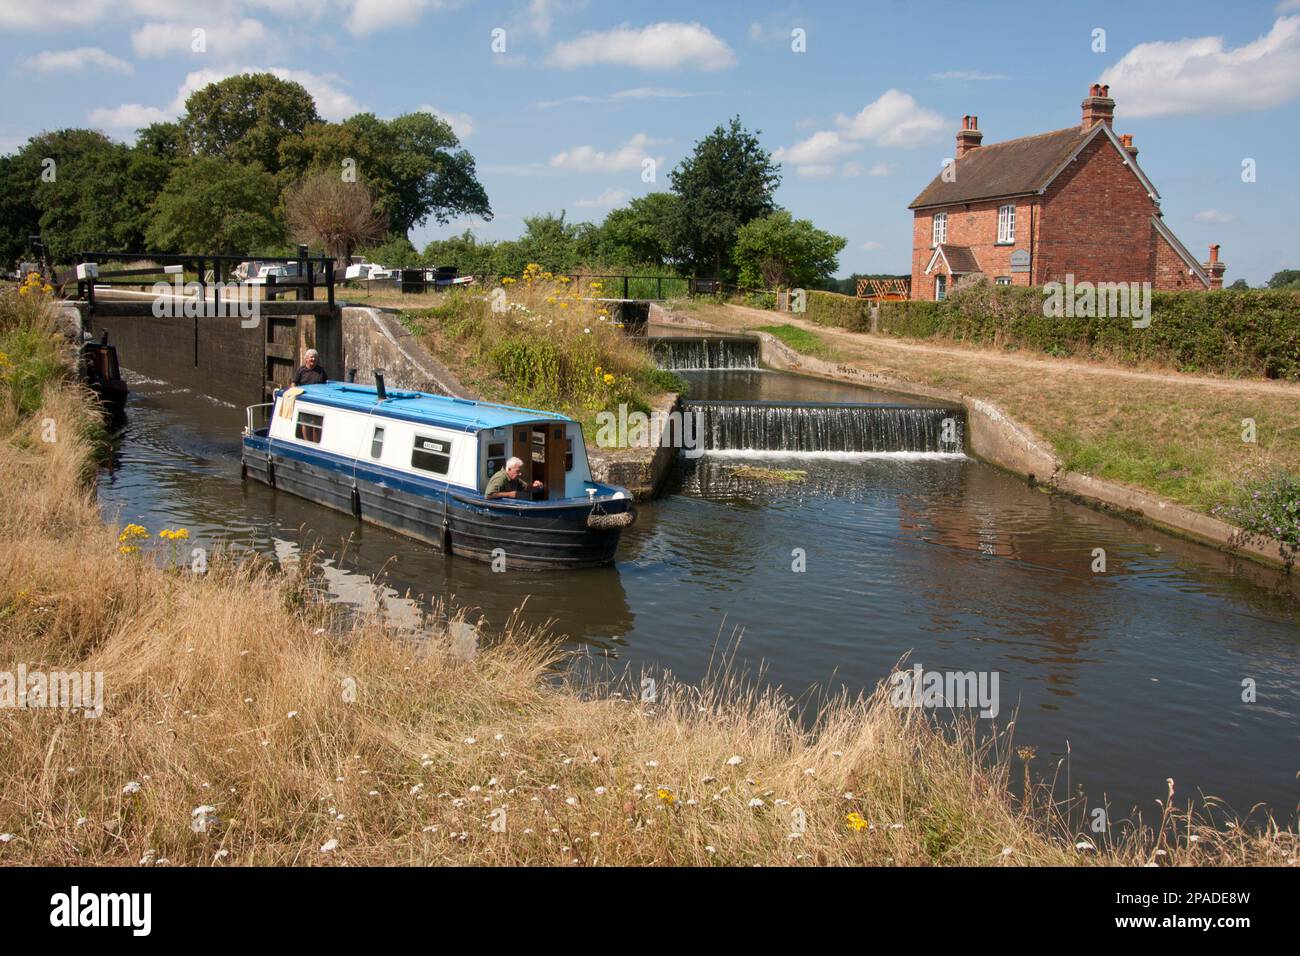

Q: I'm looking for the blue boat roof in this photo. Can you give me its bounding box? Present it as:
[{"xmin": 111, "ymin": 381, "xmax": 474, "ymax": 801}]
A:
[{"xmin": 288, "ymin": 382, "xmax": 574, "ymax": 432}]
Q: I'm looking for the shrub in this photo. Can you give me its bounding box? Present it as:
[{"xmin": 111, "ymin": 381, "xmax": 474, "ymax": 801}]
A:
[
  {"xmin": 1216, "ymin": 470, "xmax": 1300, "ymax": 569},
  {"xmin": 876, "ymin": 284, "xmax": 1300, "ymax": 379},
  {"xmin": 803, "ymin": 290, "xmax": 869, "ymax": 332}
]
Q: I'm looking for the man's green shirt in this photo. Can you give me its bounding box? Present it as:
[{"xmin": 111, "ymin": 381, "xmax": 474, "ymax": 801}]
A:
[{"xmin": 486, "ymin": 469, "xmax": 528, "ymax": 497}]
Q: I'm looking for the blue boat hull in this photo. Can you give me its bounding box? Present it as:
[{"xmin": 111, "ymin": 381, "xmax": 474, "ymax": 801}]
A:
[{"xmin": 242, "ymin": 435, "xmax": 634, "ymax": 569}]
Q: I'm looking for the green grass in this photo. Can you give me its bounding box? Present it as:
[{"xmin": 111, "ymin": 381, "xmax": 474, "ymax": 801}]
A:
[{"xmin": 750, "ymin": 323, "xmax": 841, "ymax": 360}]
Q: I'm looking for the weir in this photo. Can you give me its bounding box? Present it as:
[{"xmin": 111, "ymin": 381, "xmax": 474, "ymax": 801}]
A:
[
  {"xmin": 650, "ymin": 336, "xmax": 760, "ymax": 370},
  {"xmin": 684, "ymin": 400, "xmax": 965, "ymax": 454}
]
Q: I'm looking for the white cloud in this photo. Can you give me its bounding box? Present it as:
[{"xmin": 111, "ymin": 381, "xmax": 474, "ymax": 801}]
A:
[
  {"xmin": 515, "ymin": 0, "xmax": 588, "ymax": 39},
  {"xmin": 773, "ymin": 130, "xmax": 861, "ymax": 167},
  {"xmin": 835, "ymin": 89, "xmax": 948, "ymax": 148},
  {"xmin": 550, "ymin": 132, "xmax": 664, "ymax": 172},
  {"xmin": 930, "ymin": 70, "xmax": 1009, "ymax": 81},
  {"xmin": 345, "ymin": 0, "xmax": 451, "ymax": 36},
  {"xmin": 87, "ymin": 103, "xmax": 172, "ymax": 130},
  {"xmin": 88, "ymin": 64, "xmax": 362, "ymax": 133},
  {"xmin": 861, "ymin": 241, "xmax": 883, "ymax": 251},
  {"xmin": 22, "ymin": 47, "xmax": 134, "ymax": 74},
  {"xmin": 416, "ymin": 104, "xmax": 475, "ymax": 139},
  {"xmin": 1099, "ymin": 16, "xmax": 1300, "ymax": 118},
  {"xmin": 795, "ymin": 165, "xmax": 836, "ymax": 179},
  {"xmin": 132, "ymin": 18, "xmax": 270, "ymax": 57},
  {"xmin": 1193, "ymin": 209, "xmax": 1235, "ymax": 223},
  {"xmin": 547, "ymin": 21, "xmax": 736, "ymax": 71},
  {"xmin": 576, "ymin": 188, "xmax": 630, "ymax": 208}
]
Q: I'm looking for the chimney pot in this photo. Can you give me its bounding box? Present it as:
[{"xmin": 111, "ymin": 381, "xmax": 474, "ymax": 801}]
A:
[{"xmin": 1209, "ymin": 244, "xmax": 1219, "ymax": 263}]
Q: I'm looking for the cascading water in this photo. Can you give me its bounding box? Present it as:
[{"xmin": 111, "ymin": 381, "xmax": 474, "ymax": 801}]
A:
[
  {"xmin": 684, "ymin": 400, "xmax": 964, "ymax": 454},
  {"xmin": 650, "ymin": 336, "xmax": 760, "ymax": 370}
]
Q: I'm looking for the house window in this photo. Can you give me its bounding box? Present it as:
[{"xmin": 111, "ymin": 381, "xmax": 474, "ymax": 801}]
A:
[
  {"xmin": 935, "ymin": 275, "xmax": 948, "ymax": 301},
  {"xmin": 995, "ymin": 276, "xmax": 1012, "ymax": 286},
  {"xmin": 370, "ymin": 425, "xmax": 385, "ymax": 458},
  {"xmin": 932, "ymin": 212, "xmax": 947, "ymax": 245},
  {"xmin": 997, "ymin": 204, "xmax": 1015, "ymax": 244},
  {"xmin": 295, "ymin": 411, "xmax": 324, "ymax": 444},
  {"xmin": 411, "ymin": 434, "xmax": 452, "ymax": 475}
]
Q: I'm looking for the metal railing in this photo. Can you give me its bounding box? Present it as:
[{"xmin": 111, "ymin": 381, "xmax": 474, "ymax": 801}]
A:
[{"xmin": 244, "ymin": 402, "xmax": 274, "ymax": 437}]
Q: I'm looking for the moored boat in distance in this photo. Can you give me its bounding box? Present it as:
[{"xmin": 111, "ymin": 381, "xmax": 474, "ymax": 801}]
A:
[{"xmin": 240, "ymin": 374, "xmax": 635, "ymax": 569}]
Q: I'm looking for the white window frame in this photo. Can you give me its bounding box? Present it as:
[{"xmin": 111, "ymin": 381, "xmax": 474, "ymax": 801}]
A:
[
  {"xmin": 935, "ymin": 275, "xmax": 947, "ymax": 301},
  {"xmin": 932, "ymin": 212, "xmax": 947, "ymax": 246},
  {"xmin": 995, "ymin": 276, "xmax": 1012, "ymax": 286},
  {"xmin": 997, "ymin": 204, "xmax": 1015, "ymax": 244}
]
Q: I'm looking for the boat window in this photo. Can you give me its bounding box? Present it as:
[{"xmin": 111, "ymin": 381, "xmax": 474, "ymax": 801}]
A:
[
  {"xmin": 486, "ymin": 441, "xmax": 506, "ymax": 481},
  {"xmin": 565, "ymin": 437, "xmax": 573, "ymax": 472},
  {"xmin": 411, "ymin": 434, "xmax": 452, "ymax": 475},
  {"xmin": 370, "ymin": 425, "xmax": 385, "ymax": 458},
  {"xmin": 295, "ymin": 411, "xmax": 324, "ymax": 444}
]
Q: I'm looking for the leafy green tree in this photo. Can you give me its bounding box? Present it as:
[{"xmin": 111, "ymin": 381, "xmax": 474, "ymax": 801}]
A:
[
  {"xmin": 1266, "ymin": 269, "xmax": 1300, "ymax": 289},
  {"xmin": 279, "ymin": 111, "xmax": 490, "ymax": 237},
  {"xmin": 669, "ymin": 117, "xmax": 781, "ymax": 280},
  {"xmin": 1227, "ymin": 278, "xmax": 1250, "ymax": 290},
  {"xmin": 357, "ymin": 236, "xmax": 419, "ymax": 267},
  {"xmin": 595, "ymin": 192, "xmax": 682, "ymax": 267},
  {"xmin": 734, "ymin": 211, "xmax": 846, "ymax": 289},
  {"xmin": 421, "ymin": 230, "xmax": 495, "ymax": 275},
  {"xmin": 181, "ymin": 73, "xmax": 319, "ymax": 174},
  {"xmin": 0, "ymin": 148, "xmax": 41, "ymax": 268},
  {"xmin": 135, "ymin": 121, "xmax": 189, "ymax": 160},
  {"xmin": 20, "ymin": 130, "xmax": 168, "ymax": 261},
  {"xmin": 145, "ymin": 157, "xmax": 284, "ymax": 255}
]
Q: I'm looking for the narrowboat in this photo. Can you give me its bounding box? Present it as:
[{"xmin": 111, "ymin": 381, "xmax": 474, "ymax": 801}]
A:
[
  {"xmin": 79, "ymin": 330, "xmax": 128, "ymax": 422},
  {"xmin": 240, "ymin": 374, "xmax": 635, "ymax": 569}
]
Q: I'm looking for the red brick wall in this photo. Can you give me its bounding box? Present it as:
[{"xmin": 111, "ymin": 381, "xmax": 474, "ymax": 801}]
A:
[
  {"xmin": 909, "ymin": 197, "xmax": 1040, "ymax": 300},
  {"xmin": 1037, "ymin": 135, "xmax": 1156, "ymax": 286},
  {"xmin": 1153, "ymin": 227, "xmax": 1207, "ymax": 290}
]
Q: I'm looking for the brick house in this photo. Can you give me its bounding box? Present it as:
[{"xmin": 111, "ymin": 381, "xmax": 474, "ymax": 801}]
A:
[{"xmin": 907, "ymin": 84, "xmax": 1225, "ymax": 301}]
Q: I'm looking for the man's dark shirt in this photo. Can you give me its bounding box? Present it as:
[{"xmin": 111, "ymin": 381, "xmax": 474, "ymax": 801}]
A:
[{"xmin": 292, "ymin": 364, "xmax": 327, "ymax": 386}]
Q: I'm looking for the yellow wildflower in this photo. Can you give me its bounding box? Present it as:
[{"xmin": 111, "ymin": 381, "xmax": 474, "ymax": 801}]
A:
[
  {"xmin": 846, "ymin": 812, "xmax": 869, "ymax": 832},
  {"xmin": 657, "ymin": 788, "xmax": 676, "ymax": 805},
  {"xmin": 603, "ymin": 373, "xmax": 615, "ymax": 385}
]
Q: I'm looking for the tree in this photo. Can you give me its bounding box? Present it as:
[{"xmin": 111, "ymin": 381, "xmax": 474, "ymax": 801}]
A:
[
  {"xmin": 669, "ymin": 117, "xmax": 781, "ymax": 280},
  {"xmin": 1266, "ymin": 269, "xmax": 1300, "ymax": 289},
  {"xmin": 284, "ymin": 171, "xmax": 387, "ymax": 263},
  {"xmin": 421, "ymin": 230, "xmax": 494, "ymax": 275},
  {"xmin": 145, "ymin": 157, "xmax": 284, "ymax": 255},
  {"xmin": 1227, "ymin": 278, "xmax": 1250, "ymax": 290},
  {"xmin": 595, "ymin": 192, "xmax": 682, "ymax": 267},
  {"xmin": 733, "ymin": 211, "xmax": 846, "ymax": 289},
  {"xmin": 182, "ymin": 73, "xmax": 319, "ymax": 174},
  {"xmin": 357, "ymin": 236, "xmax": 420, "ymax": 268},
  {"xmin": 279, "ymin": 111, "xmax": 491, "ymax": 237}
]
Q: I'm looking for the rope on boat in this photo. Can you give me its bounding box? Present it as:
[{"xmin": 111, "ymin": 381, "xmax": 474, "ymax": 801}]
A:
[{"xmin": 587, "ymin": 511, "xmax": 634, "ymax": 530}]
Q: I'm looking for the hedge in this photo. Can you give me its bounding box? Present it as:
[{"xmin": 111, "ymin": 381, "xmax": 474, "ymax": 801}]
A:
[
  {"xmin": 874, "ymin": 284, "xmax": 1300, "ymax": 379},
  {"xmin": 803, "ymin": 289, "xmax": 870, "ymax": 332}
]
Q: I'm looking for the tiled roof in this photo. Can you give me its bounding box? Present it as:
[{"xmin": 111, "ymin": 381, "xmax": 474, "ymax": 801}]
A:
[
  {"xmin": 936, "ymin": 244, "xmax": 981, "ymax": 274},
  {"xmin": 909, "ymin": 126, "xmax": 1090, "ymax": 209}
]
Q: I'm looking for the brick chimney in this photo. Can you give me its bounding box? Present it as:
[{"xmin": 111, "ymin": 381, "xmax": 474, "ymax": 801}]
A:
[
  {"xmin": 1081, "ymin": 83, "xmax": 1115, "ymax": 129},
  {"xmin": 1119, "ymin": 133, "xmax": 1138, "ymax": 159},
  {"xmin": 1202, "ymin": 244, "xmax": 1226, "ymax": 290},
  {"xmin": 956, "ymin": 115, "xmax": 983, "ymax": 158}
]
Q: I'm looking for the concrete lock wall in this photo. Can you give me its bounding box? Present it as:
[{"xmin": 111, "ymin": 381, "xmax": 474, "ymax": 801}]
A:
[{"xmin": 77, "ymin": 304, "xmax": 341, "ymax": 408}]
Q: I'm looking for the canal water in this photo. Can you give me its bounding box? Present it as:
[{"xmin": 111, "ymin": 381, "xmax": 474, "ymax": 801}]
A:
[{"xmin": 97, "ymin": 343, "xmax": 1300, "ymax": 824}]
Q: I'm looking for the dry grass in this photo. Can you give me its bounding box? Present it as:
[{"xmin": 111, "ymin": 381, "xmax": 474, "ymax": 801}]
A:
[{"xmin": 0, "ymin": 301, "xmax": 1293, "ymax": 866}]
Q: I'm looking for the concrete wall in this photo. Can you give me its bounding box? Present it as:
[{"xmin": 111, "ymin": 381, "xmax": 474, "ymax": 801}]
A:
[
  {"xmin": 339, "ymin": 306, "xmax": 470, "ymax": 396},
  {"xmin": 76, "ymin": 301, "xmax": 341, "ymax": 408}
]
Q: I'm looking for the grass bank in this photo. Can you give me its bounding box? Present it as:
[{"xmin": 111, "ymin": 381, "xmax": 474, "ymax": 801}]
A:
[
  {"xmin": 1, "ymin": 289, "xmax": 1293, "ymax": 866},
  {"xmin": 400, "ymin": 275, "xmax": 682, "ymax": 436}
]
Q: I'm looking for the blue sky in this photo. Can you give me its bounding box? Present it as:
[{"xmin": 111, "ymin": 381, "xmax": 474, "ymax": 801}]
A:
[{"xmin": 2, "ymin": 0, "xmax": 1298, "ymax": 283}]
